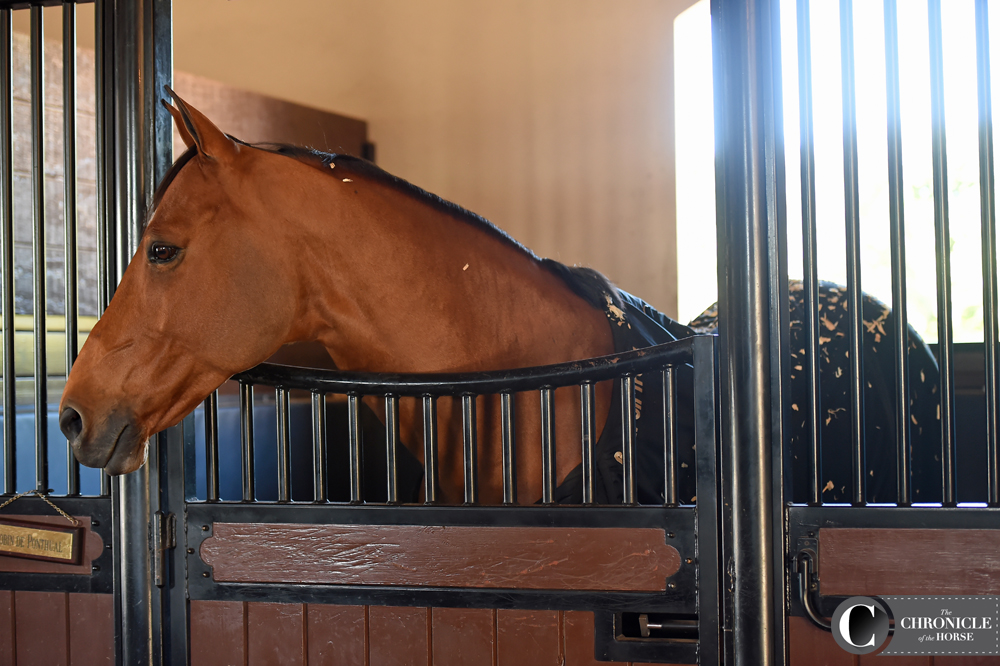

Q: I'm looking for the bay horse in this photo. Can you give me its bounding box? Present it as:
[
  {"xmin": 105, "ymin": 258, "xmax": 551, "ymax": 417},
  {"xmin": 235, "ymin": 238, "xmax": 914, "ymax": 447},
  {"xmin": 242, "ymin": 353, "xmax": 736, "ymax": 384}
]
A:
[
  {"xmin": 59, "ymin": 89, "xmax": 944, "ymax": 505},
  {"xmin": 58, "ymin": 89, "xmax": 622, "ymax": 505}
]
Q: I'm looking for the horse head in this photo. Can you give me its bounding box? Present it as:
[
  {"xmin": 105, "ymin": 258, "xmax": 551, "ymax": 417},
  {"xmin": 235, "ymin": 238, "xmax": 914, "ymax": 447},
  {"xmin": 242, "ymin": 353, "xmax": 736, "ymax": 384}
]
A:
[{"xmin": 59, "ymin": 89, "xmax": 303, "ymax": 474}]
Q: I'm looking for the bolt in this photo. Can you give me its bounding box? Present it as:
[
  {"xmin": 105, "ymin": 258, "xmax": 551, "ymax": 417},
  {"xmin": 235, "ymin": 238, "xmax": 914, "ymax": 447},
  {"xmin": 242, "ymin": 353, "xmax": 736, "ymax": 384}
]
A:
[
  {"xmin": 202, "ymin": 525, "xmax": 209, "ymax": 531},
  {"xmin": 187, "ymin": 548, "xmax": 194, "ymax": 554},
  {"xmin": 202, "ymin": 572, "xmax": 209, "ymax": 578},
  {"xmin": 91, "ymin": 520, "xmax": 100, "ymax": 527},
  {"xmin": 667, "ymin": 582, "xmax": 677, "ymax": 590},
  {"xmin": 808, "ymin": 531, "xmax": 815, "ymax": 537},
  {"xmin": 685, "ymin": 558, "xmax": 694, "ymax": 565},
  {"xmin": 92, "ymin": 565, "xmax": 100, "ymax": 572},
  {"xmin": 667, "ymin": 532, "xmax": 675, "ymax": 539}
]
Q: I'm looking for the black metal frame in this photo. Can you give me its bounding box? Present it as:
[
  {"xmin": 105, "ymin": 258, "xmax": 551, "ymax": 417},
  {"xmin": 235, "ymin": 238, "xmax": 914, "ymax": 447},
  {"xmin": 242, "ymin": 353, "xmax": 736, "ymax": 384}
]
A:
[{"xmin": 160, "ymin": 335, "xmax": 722, "ymax": 665}]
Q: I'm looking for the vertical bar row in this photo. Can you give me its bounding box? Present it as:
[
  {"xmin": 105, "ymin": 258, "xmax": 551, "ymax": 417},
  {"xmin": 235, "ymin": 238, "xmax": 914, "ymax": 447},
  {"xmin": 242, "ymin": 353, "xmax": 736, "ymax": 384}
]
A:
[
  {"xmin": 0, "ymin": 9, "xmax": 13, "ymax": 495},
  {"xmin": 63, "ymin": 2, "xmax": 80, "ymax": 496},
  {"xmin": 204, "ymin": 391, "xmax": 219, "ymax": 501},
  {"xmin": 796, "ymin": 0, "xmax": 823, "ymax": 506},
  {"xmin": 927, "ymin": 0, "xmax": 957, "ymax": 505},
  {"xmin": 462, "ymin": 394, "xmax": 478, "ymax": 504},
  {"xmin": 347, "ymin": 393, "xmax": 361, "ymax": 503},
  {"xmin": 311, "ymin": 391, "xmax": 327, "ymax": 502},
  {"xmin": 580, "ymin": 382, "xmax": 596, "ymax": 504},
  {"xmin": 384, "ymin": 394, "xmax": 398, "ymax": 503},
  {"xmin": 275, "ymin": 388, "xmax": 290, "ymax": 502},
  {"xmin": 30, "ymin": 8, "xmax": 47, "ymax": 493},
  {"xmin": 239, "ymin": 382, "xmax": 255, "ymax": 502},
  {"xmin": 975, "ymin": 0, "xmax": 999, "ymax": 506},
  {"xmin": 883, "ymin": 0, "xmax": 912, "ymax": 506},
  {"xmin": 540, "ymin": 388, "xmax": 556, "ymax": 504},
  {"xmin": 839, "ymin": 0, "xmax": 866, "ymax": 506},
  {"xmin": 500, "ymin": 391, "xmax": 516, "ymax": 504},
  {"xmin": 422, "ymin": 395, "xmax": 438, "ymax": 504},
  {"xmin": 663, "ymin": 367, "xmax": 678, "ymax": 506},
  {"xmin": 621, "ymin": 375, "xmax": 636, "ymax": 505}
]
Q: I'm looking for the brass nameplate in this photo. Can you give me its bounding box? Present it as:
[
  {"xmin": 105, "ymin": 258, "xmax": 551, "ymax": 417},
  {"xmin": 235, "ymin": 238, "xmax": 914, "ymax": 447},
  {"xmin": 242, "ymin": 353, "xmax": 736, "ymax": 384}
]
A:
[{"xmin": 0, "ymin": 518, "xmax": 82, "ymax": 564}]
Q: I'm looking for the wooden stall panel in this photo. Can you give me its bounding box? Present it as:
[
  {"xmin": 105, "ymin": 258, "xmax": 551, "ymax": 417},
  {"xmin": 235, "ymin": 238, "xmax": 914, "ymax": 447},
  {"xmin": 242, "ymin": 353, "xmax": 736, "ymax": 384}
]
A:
[
  {"xmin": 68, "ymin": 593, "xmax": 113, "ymax": 666},
  {"xmin": 497, "ymin": 609, "xmax": 560, "ymax": 666},
  {"xmin": 563, "ymin": 611, "xmax": 624, "ymax": 666},
  {"xmin": 368, "ymin": 606, "xmax": 428, "ymax": 666},
  {"xmin": 14, "ymin": 591, "xmax": 67, "ymax": 666},
  {"xmin": 0, "ymin": 590, "xmax": 13, "ymax": 665},
  {"xmin": 247, "ymin": 602, "xmax": 305, "ymax": 666},
  {"xmin": 306, "ymin": 604, "xmax": 367, "ymax": 666},
  {"xmin": 190, "ymin": 600, "xmax": 245, "ymax": 666},
  {"xmin": 820, "ymin": 529, "xmax": 1000, "ymax": 596},
  {"xmin": 788, "ymin": 616, "xmax": 854, "ymax": 666},
  {"xmin": 201, "ymin": 524, "xmax": 680, "ymax": 591},
  {"xmin": 431, "ymin": 607, "xmax": 494, "ymax": 666}
]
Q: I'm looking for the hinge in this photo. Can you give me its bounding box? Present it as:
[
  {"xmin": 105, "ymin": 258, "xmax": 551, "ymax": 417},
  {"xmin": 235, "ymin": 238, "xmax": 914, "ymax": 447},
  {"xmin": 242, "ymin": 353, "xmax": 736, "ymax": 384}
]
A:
[{"xmin": 152, "ymin": 511, "xmax": 176, "ymax": 588}]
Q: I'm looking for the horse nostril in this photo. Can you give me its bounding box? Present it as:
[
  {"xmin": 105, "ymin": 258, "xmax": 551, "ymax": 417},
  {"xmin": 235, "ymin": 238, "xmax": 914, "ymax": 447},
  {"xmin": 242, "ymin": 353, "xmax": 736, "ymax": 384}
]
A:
[{"xmin": 59, "ymin": 407, "xmax": 83, "ymax": 442}]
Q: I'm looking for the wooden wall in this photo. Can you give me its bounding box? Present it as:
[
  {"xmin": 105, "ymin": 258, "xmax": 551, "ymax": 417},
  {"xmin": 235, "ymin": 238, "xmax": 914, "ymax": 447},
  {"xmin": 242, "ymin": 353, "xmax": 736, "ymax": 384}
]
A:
[{"xmin": 0, "ymin": 591, "xmax": 112, "ymax": 666}]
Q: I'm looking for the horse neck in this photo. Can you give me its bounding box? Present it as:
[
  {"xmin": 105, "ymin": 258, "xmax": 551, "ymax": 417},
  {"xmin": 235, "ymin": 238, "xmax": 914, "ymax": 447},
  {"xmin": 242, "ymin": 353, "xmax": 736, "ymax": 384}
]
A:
[{"xmin": 281, "ymin": 168, "xmax": 614, "ymax": 373}]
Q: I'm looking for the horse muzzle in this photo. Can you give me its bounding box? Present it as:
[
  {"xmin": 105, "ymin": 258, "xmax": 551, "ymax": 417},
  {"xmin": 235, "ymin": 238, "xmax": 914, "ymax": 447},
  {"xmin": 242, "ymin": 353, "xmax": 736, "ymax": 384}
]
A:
[{"xmin": 59, "ymin": 405, "xmax": 149, "ymax": 475}]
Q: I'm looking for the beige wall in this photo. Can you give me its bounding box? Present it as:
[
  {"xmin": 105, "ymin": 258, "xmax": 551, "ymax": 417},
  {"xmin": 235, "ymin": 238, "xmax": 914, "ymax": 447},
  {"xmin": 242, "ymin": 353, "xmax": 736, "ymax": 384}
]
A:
[{"xmin": 16, "ymin": 0, "xmax": 697, "ymax": 316}]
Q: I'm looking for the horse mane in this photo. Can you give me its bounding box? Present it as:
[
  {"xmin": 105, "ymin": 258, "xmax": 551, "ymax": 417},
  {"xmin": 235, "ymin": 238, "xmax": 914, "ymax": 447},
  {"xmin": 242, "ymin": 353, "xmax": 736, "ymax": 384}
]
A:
[{"xmin": 151, "ymin": 142, "xmax": 624, "ymax": 313}]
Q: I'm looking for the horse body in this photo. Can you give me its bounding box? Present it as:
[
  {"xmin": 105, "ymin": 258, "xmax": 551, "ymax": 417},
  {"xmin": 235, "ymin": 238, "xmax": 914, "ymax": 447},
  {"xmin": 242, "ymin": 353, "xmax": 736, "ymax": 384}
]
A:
[{"xmin": 59, "ymin": 90, "xmax": 614, "ymax": 503}]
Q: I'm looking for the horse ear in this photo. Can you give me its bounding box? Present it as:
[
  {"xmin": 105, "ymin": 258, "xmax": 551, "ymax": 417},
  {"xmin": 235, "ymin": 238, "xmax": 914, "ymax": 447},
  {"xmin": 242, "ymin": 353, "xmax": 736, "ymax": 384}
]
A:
[{"xmin": 162, "ymin": 86, "xmax": 239, "ymax": 162}]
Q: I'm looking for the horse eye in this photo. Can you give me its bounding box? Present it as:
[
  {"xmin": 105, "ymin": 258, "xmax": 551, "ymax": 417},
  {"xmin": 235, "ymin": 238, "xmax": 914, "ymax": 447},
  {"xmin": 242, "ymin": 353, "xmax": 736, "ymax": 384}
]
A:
[{"xmin": 149, "ymin": 243, "xmax": 178, "ymax": 264}]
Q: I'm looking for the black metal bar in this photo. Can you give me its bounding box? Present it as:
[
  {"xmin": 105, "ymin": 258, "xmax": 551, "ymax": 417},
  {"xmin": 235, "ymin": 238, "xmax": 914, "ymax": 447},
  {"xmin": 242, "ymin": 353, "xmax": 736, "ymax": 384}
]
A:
[
  {"xmin": 235, "ymin": 338, "xmax": 696, "ymax": 396},
  {"xmin": 347, "ymin": 393, "xmax": 361, "ymax": 503},
  {"xmin": 928, "ymin": 0, "xmax": 957, "ymax": 505},
  {"xmin": 975, "ymin": 0, "xmax": 999, "ymax": 506},
  {"xmin": 240, "ymin": 382, "xmax": 255, "ymax": 502},
  {"xmin": 311, "ymin": 391, "xmax": 327, "ymax": 502},
  {"xmin": 63, "ymin": 1, "xmax": 80, "ymax": 496},
  {"xmin": 540, "ymin": 387, "xmax": 555, "ymax": 504},
  {"xmin": 580, "ymin": 382, "xmax": 596, "ymax": 504},
  {"xmin": 796, "ymin": 0, "xmax": 823, "ymax": 506},
  {"xmin": 884, "ymin": 0, "xmax": 911, "ymax": 506},
  {"xmin": 500, "ymin": 391, "xmax": 516, "ymax": 504},
  {"xmin": 204, "ymin": 391, "xmax": 219, "ymax": 501},
  {"xmin": 664, "ymin": 367, "xmax": 678, "ymax": 506},
  {"xmin": 840, "ymin": 0, "xmax": 865, "ymax": 506},
  {"xmin": 711, "ymin": 0, "xmax": 782, "ymax": 659},
  {"xmin": 422, "ymin": 395, "xmax": 437, "ymax": 504},
  {"xmin": 621, "ymin": 375, "xmax": 636, "ymax": 505},
  {"xmin": 30, "ymin": 7, "xmax": 47, "ymax": 493},
  {"xmin": 385, "ymin": 394, "xmax": 398, "ymax": 503},
  {"xmin": 462, "ymin": 394, "xmax": 478, "ymax": 504},
  {"xmin": 95, "ymin": 0, "xmax": 109, "ymax": 500},
  {"xmin": 275, "ymin": 388, "xmax": 290, "ymax": 502},
  {"xmin": 0, "ymin": 8, "xmax": 13, "ymax": 495}
]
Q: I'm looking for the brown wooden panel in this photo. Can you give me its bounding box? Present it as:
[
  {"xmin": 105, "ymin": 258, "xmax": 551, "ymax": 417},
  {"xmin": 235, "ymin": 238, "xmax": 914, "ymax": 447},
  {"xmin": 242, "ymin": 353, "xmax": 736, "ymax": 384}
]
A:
[
  {"xmin": 563, "ymin": 611, "xmax": 624, "ymax": 666},
  {"xmin": 788, "ymin": 616, "xmax": 854, "ymax": 666},
  {"xmin": 497, "ymin": 609, "xmax": 560, "ymax": 666},
  {"xmin": 201, "ymin": 524, "xmax": 680, "ymax": 591},
  {"xmin": 0, "ymin": 515, "xmax": 102, "ymax": 575},
  {"xmin": 368, "ymin": 606, "xmax": 428, "ymax": 666},
  {"xmin": 933, "ymin": 656, "xmax": 1000, "ymax": 665},
  {"xmin": 0, "ymin": 590, "xmax": 13, "ymax": 665},
  {"xmin": 432, "ymin": 607, "xmax": 494, "ymax": 666},
  {"xmin": 14, "ymin": 590, "xmax": 68, "ymax": 666},
  {"xmin": 67, "ymin": 593, "xmax": 113, "ymax": 666},
  {"xmin": 820, "ymin": 529, "xmax": 1000, "ymax": 596},
  {"xmin": 860, "ymin": 654, "xmax": 930, "ymax": 666},
  {"xmin": 306, "ymin": 604, "xmax": 367, "ymax": 666},
  {"xmin": 190, "ymin": 599, "xmax": 246, "ymax": 666},
  {"xmin": 247, "ymin": 602, "xmax": 305, "ymax": 666}
]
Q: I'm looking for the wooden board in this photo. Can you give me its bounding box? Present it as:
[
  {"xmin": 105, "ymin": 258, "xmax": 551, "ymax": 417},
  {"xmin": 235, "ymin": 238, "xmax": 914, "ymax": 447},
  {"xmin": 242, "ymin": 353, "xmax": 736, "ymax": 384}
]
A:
[
  {"xmin": 200, "ymin": 523, "xmax": 680, "ymax": 591},
  {"xmin": 190, "ymin": 600, "xmax": 246, "ymax": 666},
  {"xmin": 819, "ymin": 528, "xmax": 1000, "ymax": 596},
  {"xmin": 0, "ymin": 515, "xmax": 103, "ymax": 575}
]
